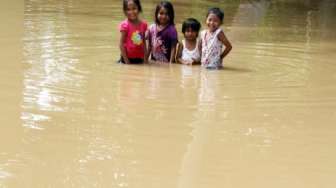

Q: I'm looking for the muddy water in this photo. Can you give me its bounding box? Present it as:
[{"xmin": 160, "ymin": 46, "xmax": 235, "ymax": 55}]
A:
[{"xmin": 1, "ymin": 0, "xmax": 336, "ymax": 187}]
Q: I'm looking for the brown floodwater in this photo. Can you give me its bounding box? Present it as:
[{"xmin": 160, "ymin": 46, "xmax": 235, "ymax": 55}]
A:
[{"xmin": 1, "ymin": 0, "xmax": 336, "ymax": 187}]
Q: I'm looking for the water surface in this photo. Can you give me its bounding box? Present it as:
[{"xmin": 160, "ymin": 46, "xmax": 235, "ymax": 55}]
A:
[{"xmin": 1, "ymin": 0, "xmax": 336, "ymax": 187}]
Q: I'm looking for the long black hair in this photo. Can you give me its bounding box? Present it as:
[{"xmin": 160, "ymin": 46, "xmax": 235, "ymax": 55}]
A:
[{"xmin": 154, "ymin": 1, "xmax": 175, "ymax": 25}]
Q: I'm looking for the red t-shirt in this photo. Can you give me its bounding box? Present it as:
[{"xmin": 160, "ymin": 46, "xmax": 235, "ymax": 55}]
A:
[{"xmin": 119, "ymin": 19, "xmax": 147, "ymax": 59}]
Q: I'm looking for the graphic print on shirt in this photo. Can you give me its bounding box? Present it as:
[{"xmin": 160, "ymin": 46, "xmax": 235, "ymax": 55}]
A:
[
  {"xmin": 152, "ymin": 36, "xmax": 168, "ymax": 62},
  {"xmin": 131, "ymin": 31, "xmax": 143, "ymax": 45}
]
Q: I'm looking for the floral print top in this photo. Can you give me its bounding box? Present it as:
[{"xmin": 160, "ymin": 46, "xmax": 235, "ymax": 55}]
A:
[
  {"xmin": 148, "ymin": 24, "xmax": 178, "ymax": 62},
  {"xmin": 200, "ymin": 28, "xmax": 223, "ymax": 68}
]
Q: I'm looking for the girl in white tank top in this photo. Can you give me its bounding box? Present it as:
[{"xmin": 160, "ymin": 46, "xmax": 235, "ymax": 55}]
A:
[
  {"xmin": 176, "ymin": 18, "xmax": 202, "ymax": 65},
  {"xmin": 181, "ymin": 39, "xmax": 201, "ymax": 62}
]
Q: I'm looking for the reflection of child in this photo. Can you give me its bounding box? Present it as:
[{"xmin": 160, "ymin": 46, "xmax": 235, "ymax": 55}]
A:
[
  {"xmin": 176, "ymin": 18, "xmax": 201, "ymax": 65},
  {"xmin": 147, "ymin": 1, "xmax": 178, "ymax": 63},
  {"xmin": 119, "ymin": 0, "xmax": 148, "ymax": 64},
  {"xmin": 200, "ymin": 8, "xmax": 232, "ymax": 69}
]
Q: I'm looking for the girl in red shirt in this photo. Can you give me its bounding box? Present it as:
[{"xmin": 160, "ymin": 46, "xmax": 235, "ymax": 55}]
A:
[{"xmin": 119, "ymin": 0, "xmax": 148, "ymax": 64}]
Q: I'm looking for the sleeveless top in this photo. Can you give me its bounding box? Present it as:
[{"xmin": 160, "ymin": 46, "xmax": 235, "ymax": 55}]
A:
[
  {"xmin": 181, "ymin": 39, "xmax": 201, "ymax": 62},
  {"xmin": 200, "ymin": 28, "xmax": 223, "ymax": 68}
]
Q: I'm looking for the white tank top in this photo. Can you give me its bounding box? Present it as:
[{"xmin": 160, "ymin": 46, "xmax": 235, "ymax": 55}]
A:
[{"xmin": 181, "ymin": 39, "xmax": 201, "ymax": 62}]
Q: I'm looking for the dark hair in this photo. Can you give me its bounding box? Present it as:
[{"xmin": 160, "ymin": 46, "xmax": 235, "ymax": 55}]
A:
[
  {"xmin": 155, "ymin": 1, "xmax": 175, "ymax": 25},
  {"xmin": 123, "ymin": 0, "xmax": 142, "ymax": 13},
  {"xmin": 207, "ymin": 7, "xmax": 224, "ymax": 22},
  {"xmin": 182, "ymin": 18, "xmax": 201, "ymax": 35}
]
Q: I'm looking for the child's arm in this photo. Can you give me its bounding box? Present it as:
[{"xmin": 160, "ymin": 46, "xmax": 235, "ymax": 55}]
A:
[
  {"xmin": 143, "ymin": 31, "xmax": 148, "ymax": 63},
  {"xmin": 218, "ymin": 31, "xmax": 232, "ymax": 60},
  {"xmin": 197, "ymin": 38, "xmax": 203, "ymax": 65},
  {"xmin": 176, "ymin": 42, "xmax": 191, "ymax": 65},
  {"xmin": 175, "ymin": 42, "xmax": 182, "ymax": 63},
  {"xmin": 198, "ymin": 38, "xmax": 202, "ymax": 54},
  {"xmin": 191, "ymin": 40, "xmax": 202, "ymax": 65},
  {"xmin": 169, "ymin": 28, "xmax": 178, "ymax": 64},
  {"xmin": 144, "ymin": 30, "xmax": 151, "ymax": 63},
  {"xmin": 119, "ymin": 31, "xmax": 130, "ymax": 64},
  {"xmin": 169, "ymin": 44, "xmax": 177, "ymax": 64}
]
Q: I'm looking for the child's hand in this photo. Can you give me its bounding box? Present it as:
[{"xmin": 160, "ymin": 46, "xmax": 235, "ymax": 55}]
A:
[
  {"xmin": 183, "ymin": 60, "xmax": 193, "ymax": 65},
  {"xmin": 191, "ymin": 58, "xmax": 200, "ymax": 65},
  {"xmin": 155, "ymin": 61, "xmax": 168, "ymax": 64}
]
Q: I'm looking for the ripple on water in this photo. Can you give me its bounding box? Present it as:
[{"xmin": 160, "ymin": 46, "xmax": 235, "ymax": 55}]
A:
[{"xmin": 10, "ymin": 0, "xmax": 336, "ymax": 187}]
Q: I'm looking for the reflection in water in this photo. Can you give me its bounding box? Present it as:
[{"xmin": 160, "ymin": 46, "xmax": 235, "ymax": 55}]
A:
[
  {"xmin": 1, "ymin": 0, "xmax": 336, "ymax": 187},
  {"xmin": 0, "ymin": 169, "xmax": 12, "ymax": 179},
  {"xmin": 21, "ymin": 112, "xmax": 50, "ymax": 130},
  {"xmin": 178, "ymin": 68, "xmax": 218, "ymax": 188},
  {"xmin": 22, "ymin": 0, "xmax": 85, "ymax": 130}
]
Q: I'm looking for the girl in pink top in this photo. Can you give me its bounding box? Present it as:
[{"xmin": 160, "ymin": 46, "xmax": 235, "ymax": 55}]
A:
[{"xmin": 119, "ymin": 0, "xmax": 148, "ymax": 64}]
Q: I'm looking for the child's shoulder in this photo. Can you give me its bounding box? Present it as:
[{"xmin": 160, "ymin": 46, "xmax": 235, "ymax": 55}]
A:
[
  {"xmin": 119, "ymin": 19, "xmax": 129, "ymax": 25},
  {"xmin": 138, "ymin": 19, "xmax": 148, "ymax": 29},
  {"xmin": 120, "ymin": 19, "xmax": 148, "ymax": 26},
  {"xmin": 216, "ymin": 28, "xmax": 225, "ymax": 38},
  {"xmin": 199, "ymin": 30, "xmax": 207, "ymax": 38},
  {"xmin": 147, "ymin": 23, "xmax": 156, "ymax": 32},
  {"xmin": 215, "ymin": 28, "xmax": 224, "ymax": 35},
  {"xmin": 165, "ymin": 24, "xmax": 177, "ymax": 34},
  {"xmin": 119, "ymin": 19, "xmax": 130, "ymax": 31},
  {"xmin": 168, "ymin": 24, "xmax": 177, "ymax": 30},
  {"xmin": 139, "ymin": 19, "xmax": 148, "ymax": 25}
]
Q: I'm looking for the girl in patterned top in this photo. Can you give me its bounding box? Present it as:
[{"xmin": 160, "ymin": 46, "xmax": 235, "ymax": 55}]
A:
[
  {"xmin": 147, "ymin": 1, "xmax": 178, "ymax": 63},
  {"xmin": 200, "ymin": 7, "xmax": 232, "ymax": 69}
]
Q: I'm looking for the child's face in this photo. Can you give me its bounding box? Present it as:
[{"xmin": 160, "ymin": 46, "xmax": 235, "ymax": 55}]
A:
[
  {"xmin": 184, "ymin": 28, "xmax": 198, "ymax": 41},
  {"xmin": 206, "ymin": 13, "xmax": 222, "ymax": 32},
  {"xmin": 125, "ymin": 1, "xmax": 139, "ymax": 21},
  {"xmin": 157, "ymin": 7, "xmax": 169, "ymax": 25}
]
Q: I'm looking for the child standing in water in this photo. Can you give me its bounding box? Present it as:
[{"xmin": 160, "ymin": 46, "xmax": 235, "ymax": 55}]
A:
[
  {"xmin": 176, "ymin": 18, "xmax": 202, "ymax": 65},
  {"xmin": 119, "ymin": 0, "xmax": 147, "ymax": 64},
  {"xmin": 147, "ymin": 1, "xmax": 178, "ymax": 63},
  {"xmin": 200, "ymin": 7, "xmax": 232, "ymax": 69}
]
